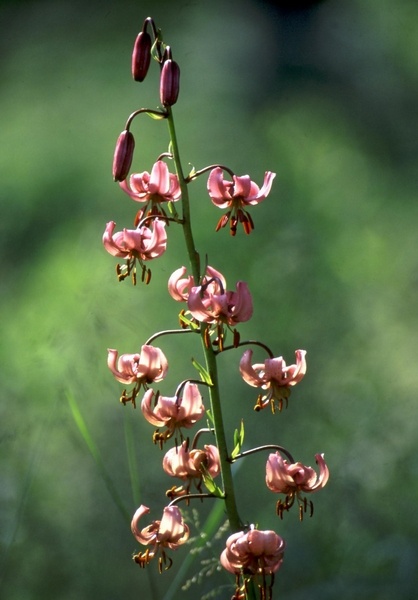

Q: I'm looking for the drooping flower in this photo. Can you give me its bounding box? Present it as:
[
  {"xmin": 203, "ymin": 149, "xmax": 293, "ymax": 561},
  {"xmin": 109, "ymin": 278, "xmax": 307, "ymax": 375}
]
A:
[
  {"xmin": 107, "ymin": 345, "xmax": 168, "ymax": 407},
  {"xmin": 266, "ymin": 452, "xmax": 329, "ymax": 519},
  {"xmin": 207, "ymin": 167, "xmax": 276, "ymax": 235},
  {"xmin": 220, "ymin": 526, "xmax": 285, "ymax": 598},
  {"xmin": 187, "ymin": 279, "xmax": 253, "ymax": 326},
  {"xmin": 168, "ymin": 265, "xmax": 225, "ymax": 303},
  {"xmin": 103, "ymin": 219, "xmax": 167, "ymax": 284},
  {"xmin": 120, "ymin": 160, "xmax": 181, "ymax": 218},
  {"xmin": 239, "ymin": 349, "xmax": 307, "ymax": 412},
  {"xmin": 163, "ymin": 439, "xmax": 220, "ymax": 485},
  {"xmin": 141, "ymin": 382, "xmax": 205, "ymax": 444},
  {"xmin": 107, "ymin": 346, "xmax": 168, "ymax": 386},
  {"xmin": 103, "ymin": 219, "xmax": 167, "ymax": 261},
  {"xmin": 131, "ymin": 504, "xmax": 189, "ymax": 570}
]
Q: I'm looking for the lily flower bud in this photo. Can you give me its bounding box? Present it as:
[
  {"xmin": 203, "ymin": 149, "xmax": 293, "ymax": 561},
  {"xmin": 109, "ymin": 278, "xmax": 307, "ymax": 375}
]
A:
[
  {"xmin": 160, "ymin": 59, "xmax": 180, "ymax": 106},
  {"xmin": 112, "ymin": 129, "xmax": 135, "ymax": 182},
  {"xmin": 132, "ymin": 31, "xmax": 152, "ymax": 82}
]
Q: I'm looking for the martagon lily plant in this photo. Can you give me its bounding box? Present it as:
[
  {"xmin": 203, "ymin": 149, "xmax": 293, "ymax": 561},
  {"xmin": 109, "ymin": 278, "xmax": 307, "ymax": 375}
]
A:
[{"xmin": 102, "ymin": 16, "xmax": 329, "ymax": 600}]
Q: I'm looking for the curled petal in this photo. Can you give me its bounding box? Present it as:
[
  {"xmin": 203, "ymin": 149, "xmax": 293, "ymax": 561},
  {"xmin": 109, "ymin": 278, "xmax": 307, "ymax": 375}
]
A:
[
  {"xmin": 168, "ymin": 266, "xmax": 194, "ymax": 302},
  {"xmin": 228, "ymin": 282, "xmax": 253, "ymax": 323},
  {"xmin": 239, "ymin": 349, "xmax": 263, "ymax": 387},
  {"xmin": 141, "ymin": 389, "xmax": 167, "ymax": 427},
  {"xmin": 246, "ymin": 171, "xmax": 276, "ymax": 205},
  {"xmin": 103, "ymin": 221, "xmax": 126, "ymax": 257},
  {"xmin": 266, "ymin": 453, "xmax": 296, "ymax": 494},
  {"xmin": 107, "ymin": 349, "xmax": 141, "ymax": 385},
  {"xmin": 312, "ymin": 453, "xmax": 330, "ymax": 490},
  {"xmin": 207, "ymin": 167, "xmax": 233, "ymax": 208},
  {"xmin": 131, "ymin": 505, "xmax": 153, "ymax": 544}
]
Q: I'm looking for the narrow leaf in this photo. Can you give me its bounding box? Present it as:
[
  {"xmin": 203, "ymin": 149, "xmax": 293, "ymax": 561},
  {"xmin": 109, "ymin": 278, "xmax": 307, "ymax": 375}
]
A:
[{"xmin": 191, "ymin": 357, "xmax": 213, "ymax": 385}]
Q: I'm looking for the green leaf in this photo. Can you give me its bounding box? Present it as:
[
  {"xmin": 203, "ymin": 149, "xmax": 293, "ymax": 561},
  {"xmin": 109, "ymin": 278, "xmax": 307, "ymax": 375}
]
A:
[
  {"xmin": 145, "ymin": 111, "xmax": 166, "ymax": 120},
  {"xmin": 179, "ymin": 312, "xmax": 199, "ymax": 329},
  {"xmin": 191, "ymin": 357, "xmax": 213, "ymax": 385},
  {"xmin": 230, "ymin": 419, "xmax": 245, "ymax": 460},
  {"xmin": 201, "ymin": 466, "xmax": 224, "ymax": 498}
]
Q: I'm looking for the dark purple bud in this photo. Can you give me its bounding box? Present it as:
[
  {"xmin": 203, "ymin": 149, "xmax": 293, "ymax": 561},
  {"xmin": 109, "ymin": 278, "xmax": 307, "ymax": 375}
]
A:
[
  {"xmin": 160, "ymin": 59, "xmax": 180, "ymax": 107},
  {"xmin": 112, "ymin": 130, "xmax": 135, "ymax": 182},
  {"xmin": 132, "ymin": 31, "xmax": 152, "ymax": 82}
]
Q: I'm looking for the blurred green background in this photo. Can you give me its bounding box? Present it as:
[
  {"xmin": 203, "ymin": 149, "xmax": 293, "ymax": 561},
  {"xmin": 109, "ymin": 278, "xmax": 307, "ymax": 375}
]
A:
[{"xmin": 1, "ymin": 0, "xmax": 417, "ymax": 598}]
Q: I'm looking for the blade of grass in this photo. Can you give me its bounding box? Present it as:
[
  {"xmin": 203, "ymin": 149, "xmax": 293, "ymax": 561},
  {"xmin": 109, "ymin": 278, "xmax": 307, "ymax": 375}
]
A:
[{"xmin": 66, "ymin": 390, "xmax": 130, "ymax": 523}]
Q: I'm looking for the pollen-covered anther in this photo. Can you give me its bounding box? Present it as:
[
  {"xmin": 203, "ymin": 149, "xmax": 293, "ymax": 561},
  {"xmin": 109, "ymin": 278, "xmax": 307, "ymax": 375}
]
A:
[
  {"xmin": 276, "ymin": 496, "xmax": 293, "ymax": 520},
  {"xmin": 238, "ymin": 208, "xmax": 254, "ymax": 235},
  {"xmin": 165, "ymin": 485, "xmax": 188, "ymax": 500},
  {"xmin": 215, "ymin": 212, "xmax": 231, "ymax": 232},
  {"xmin": 119, "ymin": 384, "xmax": 140, "ymax": 408},
  {"xmin": 158, "ymin": 550, "xmax": 173, "ymax": 573},
  {"xmin": 133, "ymin": 547, "xmax": 154, "ymax": 568},
  {"xmin": 152, "ymin": 428, "xmax": 173, "ymax": 449}
]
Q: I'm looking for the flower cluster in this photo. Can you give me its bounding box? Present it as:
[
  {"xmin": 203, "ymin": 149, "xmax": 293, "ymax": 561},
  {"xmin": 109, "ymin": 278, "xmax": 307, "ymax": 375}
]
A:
[{"xmin": 102, "ymin": 15, "xmax": 329, "ymax": 600}]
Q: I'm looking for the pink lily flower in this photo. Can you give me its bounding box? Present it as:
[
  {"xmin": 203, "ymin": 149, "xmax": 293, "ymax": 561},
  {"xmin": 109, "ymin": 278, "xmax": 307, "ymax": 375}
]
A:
[
  {"xmin": 207, "ymin": 167, "xmax": 276, "ymax": 235},
  {"xmin": 163, "ymin": 439, "xmax": 220, "ymax": 480},
  {"xmin": 107, "ymin": 346, "xmax": 168, "ymax": 386},
  {"xmin": 266, "ymin": 452, "xmax": 329, "ymax": 495},
  {"xmin": 239, "ymin": 349, "xmax": 307, "ymax": 412},
  {"xmin": 168, "ymin": 265, "xmax": 226, "ymax": 303},
  {"xmin": 120, "ymin": 160, "xmax": 181, "ymax": 217},
  {"xmin": 141, "ymin": 382, "xmax": 205, "ymax": 442},
  {"xmin": 220, "ymin": 526, "xmax": 285, "ymax": 576},
  {"xmin": 266, "ymin": 452, "xmax": 329, "ymax": 519},
  {"xmin": 187, "ymin": 280, "xmax": 253, "ymax": 325},
  {"xmin": 102, "ymin": 219, "xmax": 167, "ymax": 261},
  {"xmin": 131, "ymin": 504, "xmax": 189, "ymax": 569}
]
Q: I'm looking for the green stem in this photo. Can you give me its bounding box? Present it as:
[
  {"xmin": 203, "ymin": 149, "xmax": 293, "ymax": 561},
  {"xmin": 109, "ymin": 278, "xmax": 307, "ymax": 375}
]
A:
[{"xmin": 166, "ymin": 107, "xmax": 242, "ymax": 532}]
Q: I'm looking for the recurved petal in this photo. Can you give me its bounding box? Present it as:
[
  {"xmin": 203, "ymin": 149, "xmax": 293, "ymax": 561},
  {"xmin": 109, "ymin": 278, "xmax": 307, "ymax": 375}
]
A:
[
  {"xmin": 229, "ymin": 281, "xmax": 253, "ymax": 322},
  {"xmin": 239, "ymin": 349, "xmax": 264, "ymax": 387},
  {"xmin": 168, "ymin": 266, "xmax": 193, "ymax": 301},
  {"xmin": 107, "ymin": 348, "xmax": 137, "ymax": 384},
  {"xmin": 187, "ymin": 287, "xmax": 217, "ymax": 323},
  {"xmin": 140, "ymin": 389, "xmax": 168, "ymax": 427},
  {"xmin": 265, "ymin": 453, "xmax": 295, "ymax": 493},
  {"xmin": 246, "ymin": 171, "xmax": 276, "ymax": 204},
  {"xmin": 207, "ymin": 167, "xmax": 233, "ymax": 206},
  {"xmin": 285, "ymin": 349, "xmax": 307, "ymax": 385},
  {"xmin": 103, "ymin": 221, "xmax": 127, "ymax": 257},
  {"xmin": 312, "ymin": 453, "xmax": 330, "ymax": 490},
  {"xmin": 131, "ymin": 505, "xmax": 153, "ymax": 544},
  {"xmin": 142, "ymin": 219, "xmax": 167, "ymax": 258}
]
